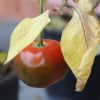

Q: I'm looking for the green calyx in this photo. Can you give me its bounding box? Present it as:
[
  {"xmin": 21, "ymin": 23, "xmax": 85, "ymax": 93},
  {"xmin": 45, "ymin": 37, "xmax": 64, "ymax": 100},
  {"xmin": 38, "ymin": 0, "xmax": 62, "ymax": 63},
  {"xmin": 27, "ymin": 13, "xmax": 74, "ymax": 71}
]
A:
[{"xmin": 33, "ymin": 42, "xmax": 47, "ymax": 48}]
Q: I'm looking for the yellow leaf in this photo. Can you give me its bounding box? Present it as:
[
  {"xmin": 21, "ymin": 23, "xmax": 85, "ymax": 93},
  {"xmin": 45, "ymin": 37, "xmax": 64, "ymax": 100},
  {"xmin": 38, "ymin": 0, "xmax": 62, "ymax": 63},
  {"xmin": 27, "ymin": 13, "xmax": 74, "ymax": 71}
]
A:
[
  {"xmin": 76, "ymin": 45, "xmax": 98, "ymax": 92},
  {"xmin": 4, "ymin": 11, "xmax": 51, "ymax": 64},
  {"xmin": 61, "ymin": 0, "xmax": 100, "ymax": 92}
]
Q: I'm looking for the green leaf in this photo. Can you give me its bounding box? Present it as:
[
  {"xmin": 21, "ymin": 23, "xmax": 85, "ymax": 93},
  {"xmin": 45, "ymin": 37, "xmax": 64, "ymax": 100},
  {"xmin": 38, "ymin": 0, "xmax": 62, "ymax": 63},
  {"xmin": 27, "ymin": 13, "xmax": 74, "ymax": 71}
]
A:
[
  {"xmin": 4, "ymin": 11, "xmax": 51, "ymax": 64},
  {"xmin": 0, "ymin": 51, "xmax": 7, "ymax": 64}
]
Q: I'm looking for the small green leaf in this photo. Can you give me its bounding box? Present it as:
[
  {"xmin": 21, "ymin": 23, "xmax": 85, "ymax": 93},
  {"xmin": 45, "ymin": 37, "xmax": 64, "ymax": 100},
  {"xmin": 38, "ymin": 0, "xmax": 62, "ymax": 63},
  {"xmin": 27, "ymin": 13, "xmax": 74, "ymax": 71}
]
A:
[
  {"xmin": 4, "ymin": 11, "xmax": 51, "ymax": 64},
  {"xmin": 0, "ymin": 51, "xmax": 7, "ymax": 64}
]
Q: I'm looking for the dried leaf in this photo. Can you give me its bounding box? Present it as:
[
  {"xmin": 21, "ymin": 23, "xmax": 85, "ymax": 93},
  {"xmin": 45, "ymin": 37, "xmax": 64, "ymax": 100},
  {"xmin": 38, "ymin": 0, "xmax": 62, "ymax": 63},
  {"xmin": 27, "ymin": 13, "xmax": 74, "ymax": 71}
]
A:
[
  {"xmin": 4, "ymin": 11, "xmax": 51, "ymax": 64},
  {"xmin": 75, "ymin": 45, "xmax": 98, "ymax": 91},
  {"xmin": 61, "ymin": 0, "xmax": 100, "ymax": 92}
]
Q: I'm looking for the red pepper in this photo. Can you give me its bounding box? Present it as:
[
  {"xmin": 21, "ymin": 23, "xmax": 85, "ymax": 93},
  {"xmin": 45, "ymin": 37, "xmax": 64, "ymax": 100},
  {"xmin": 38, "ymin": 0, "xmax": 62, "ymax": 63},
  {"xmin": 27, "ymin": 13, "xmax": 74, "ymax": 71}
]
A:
[{"xmin": 14, "ymin": 39, "xmax": 68, "ymax": 87}]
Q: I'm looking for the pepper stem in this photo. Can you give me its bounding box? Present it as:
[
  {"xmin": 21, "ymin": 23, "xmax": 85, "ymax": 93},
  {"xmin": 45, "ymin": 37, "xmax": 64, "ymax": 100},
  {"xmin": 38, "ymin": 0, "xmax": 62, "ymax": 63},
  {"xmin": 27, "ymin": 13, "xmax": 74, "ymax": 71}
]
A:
[{"xmin": 37, "ymin": 0, "xmax": 43, "ymax": 46}]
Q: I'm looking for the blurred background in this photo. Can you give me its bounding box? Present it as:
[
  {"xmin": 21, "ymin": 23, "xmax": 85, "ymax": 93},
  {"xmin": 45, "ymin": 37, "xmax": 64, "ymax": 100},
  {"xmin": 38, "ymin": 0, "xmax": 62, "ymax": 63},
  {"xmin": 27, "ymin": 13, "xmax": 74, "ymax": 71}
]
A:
[{"xmin": 0, "ymin": 0, "xmax": 100, "ymax": 100}]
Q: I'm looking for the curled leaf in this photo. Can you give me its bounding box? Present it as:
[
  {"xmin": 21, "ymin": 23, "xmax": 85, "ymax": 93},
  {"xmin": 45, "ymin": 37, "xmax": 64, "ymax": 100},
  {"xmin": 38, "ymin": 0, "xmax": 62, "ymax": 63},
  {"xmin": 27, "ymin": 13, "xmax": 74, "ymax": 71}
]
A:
[
  {"xmin": 76, "ymin": 45, "xmax": 98, "ymax": 91},
  {"xmin": 4, "ymin": 11, "xmax": 51, "ymax": 64},
  {"xmin": 61, "ymin": 0, "xmax": 100, "ymax": 92}
]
